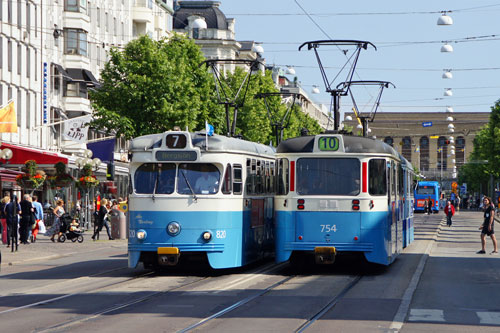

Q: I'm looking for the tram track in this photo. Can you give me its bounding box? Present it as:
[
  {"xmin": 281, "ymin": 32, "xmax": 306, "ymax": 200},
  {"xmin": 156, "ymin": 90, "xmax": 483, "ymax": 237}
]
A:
[
  {"xmin": 3, "ymin": 261, "xmax": 284, "ymax": 332},
  {"xmin": 176, "ymin": 272, "xmax": 363, "ymax": 333}
]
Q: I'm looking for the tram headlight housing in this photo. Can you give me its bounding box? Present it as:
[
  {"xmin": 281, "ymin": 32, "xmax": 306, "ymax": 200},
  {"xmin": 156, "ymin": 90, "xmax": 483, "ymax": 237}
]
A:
[
  {"xmin": 136, "ymin": 229, "xmax": 147, "ymax": 241},
  {"xmin": 167, "ymin": 222, "xmax": 181, "ymax": 236},
  {"xmin": 202, "ymin": 231, "xmax": 212, "ymax": 242}
]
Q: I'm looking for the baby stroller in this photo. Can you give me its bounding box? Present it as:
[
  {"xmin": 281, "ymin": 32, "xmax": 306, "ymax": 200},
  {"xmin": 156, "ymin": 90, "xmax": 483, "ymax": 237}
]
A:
[{"xmin": 58, "ymin": 213, "xmax": 84, "ymax": 243}]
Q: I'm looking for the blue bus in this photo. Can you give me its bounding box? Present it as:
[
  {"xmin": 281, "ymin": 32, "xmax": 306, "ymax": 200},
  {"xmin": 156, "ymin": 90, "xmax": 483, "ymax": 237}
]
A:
[{"xmin": 414, "ymin": 181, "xmax": 440, "ymax": 213}]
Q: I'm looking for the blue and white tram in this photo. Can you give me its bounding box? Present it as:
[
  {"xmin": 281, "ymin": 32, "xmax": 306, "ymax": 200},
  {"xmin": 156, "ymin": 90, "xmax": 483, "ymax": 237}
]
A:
[
  {"xmin": 274, "ymin": 134, "xmax": 414, "ymax": 266},
  {"xmin": 128, "ymin": 131, "xmax": 275, "ymax": 269}
]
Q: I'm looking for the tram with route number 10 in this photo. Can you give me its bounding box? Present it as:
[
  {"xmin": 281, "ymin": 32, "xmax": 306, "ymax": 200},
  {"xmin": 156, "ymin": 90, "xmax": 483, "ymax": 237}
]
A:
[
  {"xmin": 127, "ymin": 131, "xmax": 275, "ymax": 269},
  {"xmin": 274, "ymin": 133, "xmax": 415, "ymax": 266}
]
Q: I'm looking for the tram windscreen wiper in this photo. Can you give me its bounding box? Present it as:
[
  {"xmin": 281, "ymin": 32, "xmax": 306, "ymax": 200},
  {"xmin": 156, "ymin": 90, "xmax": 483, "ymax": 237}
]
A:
[
  {"xmin": 152, "ymin": 170, "xmax": 158, "ymax": 202},
  {"xmin": 181, "ymin": 170, "xmax": 198, "ymax": 202}
]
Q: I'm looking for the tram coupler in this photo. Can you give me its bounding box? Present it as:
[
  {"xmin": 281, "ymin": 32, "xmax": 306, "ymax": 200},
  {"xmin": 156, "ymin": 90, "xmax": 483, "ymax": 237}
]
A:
[
  {"xmin": 314, "ymin": 246, "xmax": 336, "ymax": 265},
  {"xmin": 158, "ymin": 254, "xmax": 180, "ymax": 266}
]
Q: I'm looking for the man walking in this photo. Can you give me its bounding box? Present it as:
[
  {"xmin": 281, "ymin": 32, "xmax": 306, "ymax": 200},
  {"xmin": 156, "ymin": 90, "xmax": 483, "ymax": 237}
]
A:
[
  {"xmin": 19, "ymin": 194, "xmax": 35, "ymax": 244},
  {"xmin": 31, "ymin": 195, "xmax": 44, "ymax": 243}
]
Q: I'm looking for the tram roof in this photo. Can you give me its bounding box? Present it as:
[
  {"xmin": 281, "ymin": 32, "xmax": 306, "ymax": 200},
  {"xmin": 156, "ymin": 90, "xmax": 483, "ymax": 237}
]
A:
[
  {"xmin": 277, "ymin": 134, "xmax": 399, "ymax": 157},
  {"xmin": 130, "ymin": 132, "xmax": 275, "ymax": 156}
]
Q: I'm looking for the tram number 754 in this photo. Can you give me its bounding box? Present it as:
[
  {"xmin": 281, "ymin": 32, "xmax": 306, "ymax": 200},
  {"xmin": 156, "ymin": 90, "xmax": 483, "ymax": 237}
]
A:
[{"xmin": 320, "ymin": 224, "xmax": 337, "ymax": 232}]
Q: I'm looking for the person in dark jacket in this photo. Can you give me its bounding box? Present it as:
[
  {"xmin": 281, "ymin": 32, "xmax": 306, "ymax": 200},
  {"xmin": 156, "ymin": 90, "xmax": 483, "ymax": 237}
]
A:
[
  {"xmin": 91, "ymin": 198, "xmax": 113, "ymax": 240},
  {"xmin": 19, "ymin": 194, "xmax": 35, "ymax": 244},
  {"xmin": 427, "ymin": 197, "xmax": 433, "ymax": 215},
  {"xmin": 5, "ymin": 195, "xmax": 20, "ymax": 250}
]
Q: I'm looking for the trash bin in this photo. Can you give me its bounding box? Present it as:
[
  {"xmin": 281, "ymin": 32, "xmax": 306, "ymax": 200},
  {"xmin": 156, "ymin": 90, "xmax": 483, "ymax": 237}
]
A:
[{"xmin": 110, "ymin": 209, "xmax": 126, "ymax": 240}]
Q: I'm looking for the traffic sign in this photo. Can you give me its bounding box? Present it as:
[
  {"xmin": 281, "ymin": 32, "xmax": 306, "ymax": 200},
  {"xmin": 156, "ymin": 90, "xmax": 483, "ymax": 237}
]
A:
[{"xmin": 422, "ymin": 122, "xmax": 433, "ymax": 127}]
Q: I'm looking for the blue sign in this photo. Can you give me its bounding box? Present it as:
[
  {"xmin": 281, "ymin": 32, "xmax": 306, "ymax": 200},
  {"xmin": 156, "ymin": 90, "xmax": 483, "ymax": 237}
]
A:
[{"xmin": 422, "ymin": 122, "xmax": 433, "ymax": 127}]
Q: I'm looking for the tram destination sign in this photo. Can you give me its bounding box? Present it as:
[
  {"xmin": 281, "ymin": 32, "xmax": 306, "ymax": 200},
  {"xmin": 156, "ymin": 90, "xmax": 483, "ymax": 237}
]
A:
[{"xmin": 156, "ymin": 150, "xmax": 197, "ymax": 161}]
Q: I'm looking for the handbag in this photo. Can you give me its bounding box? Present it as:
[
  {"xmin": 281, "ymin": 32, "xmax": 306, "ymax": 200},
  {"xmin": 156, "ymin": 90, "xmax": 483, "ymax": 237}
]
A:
[{"xmin": 38, "ymin": 220, "xmax": 46, "ymax": 234}]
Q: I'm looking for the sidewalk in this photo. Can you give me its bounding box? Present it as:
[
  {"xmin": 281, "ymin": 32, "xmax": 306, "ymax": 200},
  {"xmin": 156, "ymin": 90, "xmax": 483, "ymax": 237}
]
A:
[{"xmin": 0, "ymin": 234, "xmax": 127, "ymax": 266}]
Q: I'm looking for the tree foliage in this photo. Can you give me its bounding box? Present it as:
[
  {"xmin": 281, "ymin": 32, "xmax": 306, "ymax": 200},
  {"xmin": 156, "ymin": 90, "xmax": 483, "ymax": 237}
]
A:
[
  {"xmin": 458, "ymin": 99, "xmax": 500, "ymax": 192},
  {"xmin": 89, "ymin": 34, "xmax": 222, "ymax": 139}
]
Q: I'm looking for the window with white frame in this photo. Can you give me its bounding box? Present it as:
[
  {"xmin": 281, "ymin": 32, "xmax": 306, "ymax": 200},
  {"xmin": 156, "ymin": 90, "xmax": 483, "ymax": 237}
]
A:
[
  {"xmin": 64, "ymin": 28, "xmax": 88, "ymax": 56},
  {"xmin": 65, "ymin": 0, "xmax": 87, "ymax": 14}
]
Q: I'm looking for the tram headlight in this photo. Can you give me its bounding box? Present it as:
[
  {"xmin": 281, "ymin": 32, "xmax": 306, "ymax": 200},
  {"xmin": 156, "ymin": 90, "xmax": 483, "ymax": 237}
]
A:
[
  {"xmin": 167, "ymin": 222, "xmax": 181, "ymax": 236},
  {"xmin": 136, "ymin": 229, "xmax": 147, "ymax": 241},
  {"xmin": 202, "ymin": 231, "xmax": 212, "ymax": 242}
]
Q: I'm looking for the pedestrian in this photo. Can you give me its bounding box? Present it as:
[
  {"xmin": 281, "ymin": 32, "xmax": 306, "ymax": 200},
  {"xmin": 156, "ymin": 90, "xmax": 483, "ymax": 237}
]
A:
[
  {"xmin": 5, "ymin": 195, "xmax": 20, "ymax": 250},
  {"xmin": 91, "ymin": 198, "xmax": 114, "ymax": 241},
  {"xmin": 46, "ymin": 199, "xmax": 65, "ymax": 242},
  {"xmin": 423, "ymin": 197, "xmax": 429, "ymax": 215},
  {"xmin": 456, "ymin": 196, "xmax": 461, "ymax": 212},
  {"xmin": 0, "ymin": 196, "xmax": 7, "ymax": 244},
  {"xmin": 19, "ymin": 194, "xmax": 35, "ymax": 244},
  {"xmin": 444, "ymin": 200, "xmax": 455, "ymax": 227},
  {"xmin": 31, "ymin": 195, "xmax": 44, "ymax": 243},
  {"xmin": 477, "ymin": 197, "xmax": 498, "ymax": 254},
  {"xmin": 427, "ymin": 197, "xmax": 433, "ymax": 215}
]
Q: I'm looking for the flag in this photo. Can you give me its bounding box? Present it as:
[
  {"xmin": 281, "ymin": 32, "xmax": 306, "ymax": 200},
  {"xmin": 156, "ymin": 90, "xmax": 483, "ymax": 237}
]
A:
[
  {"xmin": 87, "ymin": 138, "xmax": 115, "ymax": 163},
  {"xmin": 63, "ymin": 116, "xmax": 91, "ymax": 143},
  {"xmin": 0, "ymin": 100, "xmax": 17, "ymax": 133},
  {"xmin": 205, "ymin": 121, "xmax": 214, "ymax": 136}
]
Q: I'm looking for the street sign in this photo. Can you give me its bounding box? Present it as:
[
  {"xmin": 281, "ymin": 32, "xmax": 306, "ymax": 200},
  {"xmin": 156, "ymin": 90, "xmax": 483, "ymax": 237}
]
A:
[
  {"xmin": 422, "ymin": 122, "xmax": 433, "ymax": 127},
  {"xmin": 460, "ymin": 184, "xmax": 467, "ymax": 194}
]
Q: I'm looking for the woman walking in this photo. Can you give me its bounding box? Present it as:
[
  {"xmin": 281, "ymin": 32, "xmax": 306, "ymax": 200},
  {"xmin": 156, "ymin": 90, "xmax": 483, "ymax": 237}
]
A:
[
  {"xmin": 46, "ymin": 200, "xmax": 64, "ymax": 242},
  {"xmin": 477, "ymin": 197, "xmax": 498, "ymax": 254},
  {"xmin": 444, "ymin": 200, "xmax": 455, "ymax": 227}
]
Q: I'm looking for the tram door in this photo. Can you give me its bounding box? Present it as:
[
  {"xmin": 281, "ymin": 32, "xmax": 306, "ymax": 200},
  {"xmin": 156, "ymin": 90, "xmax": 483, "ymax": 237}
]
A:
[{"xmin": 388, "ymin": 160, "xmax": 397, "ymax": 256}]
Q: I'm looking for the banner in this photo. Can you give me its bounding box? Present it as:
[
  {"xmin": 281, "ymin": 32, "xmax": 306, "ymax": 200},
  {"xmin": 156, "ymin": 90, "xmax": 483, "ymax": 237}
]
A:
[
  {"xmin": 0, "ymin": 100, "xmax": 17, "ymax": 133},
  {"xmin": 63, "ymin": 116, "xmax": 91, "ymax": 142},
  {"xmin": 87, "ymin": 138, "xmax": 115, "ymax": 163}
]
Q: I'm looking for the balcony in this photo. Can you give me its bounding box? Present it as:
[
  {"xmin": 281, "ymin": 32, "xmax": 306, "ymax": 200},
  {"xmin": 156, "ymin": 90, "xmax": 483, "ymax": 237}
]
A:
[{"xmin": 133, "ymin": 0, "xmax": 154, "ymax": 23}]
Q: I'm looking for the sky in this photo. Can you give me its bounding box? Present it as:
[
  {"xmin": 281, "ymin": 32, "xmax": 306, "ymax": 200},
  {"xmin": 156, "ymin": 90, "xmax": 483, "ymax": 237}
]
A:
[{"xmin": 212, "ymin": 0, "xmax": 500, "ymax": 121}]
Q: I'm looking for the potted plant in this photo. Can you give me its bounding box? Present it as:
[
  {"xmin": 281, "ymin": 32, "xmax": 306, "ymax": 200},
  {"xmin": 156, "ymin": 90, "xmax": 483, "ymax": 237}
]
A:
[
  {"xmin": 76, "ymin": 163, "xmax": 99, "ymax": 190},
  {"xmin": 47, "ymin": 162, "xmax": 74, "ymax": 188},
  {"xmin": 15, "ymin": 160, "xmax": 46, "ymax": 189}
]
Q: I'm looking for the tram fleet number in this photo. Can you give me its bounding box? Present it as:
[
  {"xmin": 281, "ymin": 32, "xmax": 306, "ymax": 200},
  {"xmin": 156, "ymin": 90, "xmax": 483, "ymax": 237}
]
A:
[{"xmin": 320, "ymin": 224, "xmax": 337, "ymax": 232}]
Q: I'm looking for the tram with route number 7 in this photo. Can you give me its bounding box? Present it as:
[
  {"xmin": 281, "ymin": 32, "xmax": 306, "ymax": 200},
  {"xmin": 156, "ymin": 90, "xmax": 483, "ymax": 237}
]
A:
[
  {"xmin": 127, "ymin": 131, "xmax": 276, "ymax": 269},
  {"xmin": 274, "ymin": 133, "xmax": 415, "ymax": 266}
]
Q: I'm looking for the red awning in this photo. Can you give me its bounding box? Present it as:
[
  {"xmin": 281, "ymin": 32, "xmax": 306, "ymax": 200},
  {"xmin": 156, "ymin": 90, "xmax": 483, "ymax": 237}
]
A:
[
  {"xmin": 0, "ymin": 168, "xmax": 23, "ymax": 182},
  {"xmin": 0, "ymin": 143, "xmax": 68, "ymax": 167}
]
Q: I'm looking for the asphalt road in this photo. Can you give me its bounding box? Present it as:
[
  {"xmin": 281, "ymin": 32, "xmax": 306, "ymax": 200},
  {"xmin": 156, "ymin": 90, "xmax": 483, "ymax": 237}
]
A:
[{"xmin": 0, "ymin": 210, "xmax": 499, "ymax": 332}]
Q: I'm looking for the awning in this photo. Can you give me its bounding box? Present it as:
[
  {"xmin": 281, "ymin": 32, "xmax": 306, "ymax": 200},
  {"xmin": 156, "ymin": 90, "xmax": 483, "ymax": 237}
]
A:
[
  {"xmin": 0, "ymin": 143, "xmax": 68, "ymax": 167},
  {"xmin": 52, "ymin": 63, "xmax": 71, "ymax": 81},
  {"xmin": 67, "ymin": 68, "xmax": 100, "ymax": 87},
  {"xmin": 0, "ymin": 167, "xmax": 23, "ymax": 182}
]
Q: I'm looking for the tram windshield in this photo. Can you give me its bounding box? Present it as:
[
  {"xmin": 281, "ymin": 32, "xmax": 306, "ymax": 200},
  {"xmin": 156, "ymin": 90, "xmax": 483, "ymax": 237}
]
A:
[
  {"xmin": 296, "ymin": 158, "xmax": 360, "ymax": 195},
  {"xmin": 134, "ymin": 163, "xmax": 176, "ymax": 194},
  {"xmin": 416, "ymin": 186, "xmax": 436, "ymax": 195},
  {"xmin": 178, "ymin": 163, "xmax": 220, "ymax": 195}
]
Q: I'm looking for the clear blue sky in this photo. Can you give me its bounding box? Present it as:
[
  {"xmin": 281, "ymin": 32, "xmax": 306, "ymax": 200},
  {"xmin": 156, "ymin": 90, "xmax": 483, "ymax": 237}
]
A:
[{"xmin": 214, "ymin": 0, "xmax": 500, "ymax": 119}]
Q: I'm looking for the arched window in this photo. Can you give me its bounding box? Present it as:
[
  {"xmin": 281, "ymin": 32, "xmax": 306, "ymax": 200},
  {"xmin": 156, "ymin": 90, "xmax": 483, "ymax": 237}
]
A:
[
  {"xmin": 402, "ymin": 136, "xmax": 412, "ymax": 162},
  {"xmin": 438, "ymin": 136, "xmax": 448, "ymax": 171},
  {"xmin": 384, "ymin": 137, "xmax": 394, "ymax": 147},
  {"xmin": 419, "ymin": 136, "xmax": 429, "ymax": 171},
  {"xmin": 456, "ymin": 136, "xmax": 466, "ymax": 166}
]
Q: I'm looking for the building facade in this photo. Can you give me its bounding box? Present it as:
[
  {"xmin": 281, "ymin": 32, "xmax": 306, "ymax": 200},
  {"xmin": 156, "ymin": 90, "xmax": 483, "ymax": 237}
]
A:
[
  {"xmin": 343, "ymin": 111, "xmax": 490, "ymax": 184},
  {"xmin": 0, "ymin": 0, "xmax": 173, "ymax": 214}
]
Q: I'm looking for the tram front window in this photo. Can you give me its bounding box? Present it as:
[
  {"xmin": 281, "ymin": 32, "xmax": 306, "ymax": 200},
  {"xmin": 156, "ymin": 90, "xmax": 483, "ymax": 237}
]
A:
[
  {"xmin": 134, "ymin": 163, "xmax": 176, "ymax": 194},
  {"xmin": 296, "ymin": 158, "xmax": 360, "ymax": 195},
  {"xmin": 178, "ymin": 163, "xmax": 220, "ymax": 195}
]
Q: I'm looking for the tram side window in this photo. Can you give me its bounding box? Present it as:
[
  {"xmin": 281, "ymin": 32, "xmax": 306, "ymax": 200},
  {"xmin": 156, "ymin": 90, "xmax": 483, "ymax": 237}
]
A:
[
  {"xmin": 177, "ymin": 163, "xmax": 220, "ymax": 195},
  {"xmin": 134, "ymin": 164, "xmax": 156, "ymax": 194},
  {"xmin": 270, "ymin": 161, "xmax": 275, "ymax": 194},
  {"xmin": 256, "ymin": 160, "xmax": 262, "ymax": 194},
  {"xmin": 369, "ymin": 159, "xmax": 387, "ymax": 196},
  {"xmin": 222, "ymin": 164, "xmax": 232, "ymax": 194},
  {"xmin": 277, "ymin": 158, "xmax": 289, "ymax": 195},
  {"xmin": 233, "ymin": 164, "xmax": 243, "ymax": 195},
  {"xmin": 398, "ymin": 164, "xmax": 404, "ymax": 196}
]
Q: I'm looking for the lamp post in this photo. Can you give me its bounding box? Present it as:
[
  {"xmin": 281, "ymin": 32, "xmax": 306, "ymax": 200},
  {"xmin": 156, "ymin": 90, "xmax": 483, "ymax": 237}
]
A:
[{"xmin": 75, "ymin": 149, "xmax": 101, "ymax": 230}]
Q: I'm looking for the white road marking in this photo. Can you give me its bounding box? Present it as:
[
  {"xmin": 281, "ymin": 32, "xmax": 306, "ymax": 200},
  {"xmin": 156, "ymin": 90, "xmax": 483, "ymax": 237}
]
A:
[
  {"xmin": 477, "ymin": 311, "xmax": 500, "ymax": 325},
  {"xmin": 408, "ymin": 309, "xmax": 445, "ymax": 322}
]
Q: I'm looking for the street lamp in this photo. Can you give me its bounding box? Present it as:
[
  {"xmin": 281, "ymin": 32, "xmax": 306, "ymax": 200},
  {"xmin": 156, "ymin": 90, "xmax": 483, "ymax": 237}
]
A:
[{"xmin": 437, "ymin": 13, "xmax": 453, "ymax": 26}]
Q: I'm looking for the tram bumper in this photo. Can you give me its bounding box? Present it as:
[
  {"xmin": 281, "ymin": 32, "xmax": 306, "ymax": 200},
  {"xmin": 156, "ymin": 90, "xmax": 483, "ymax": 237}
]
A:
[
  {"xmin": 314, "ymin": 246, "xmax": 336, "ymax": 264},
  {"xmin": 157, "ymin": 247, "xmax": 180, "ymax": 266}
]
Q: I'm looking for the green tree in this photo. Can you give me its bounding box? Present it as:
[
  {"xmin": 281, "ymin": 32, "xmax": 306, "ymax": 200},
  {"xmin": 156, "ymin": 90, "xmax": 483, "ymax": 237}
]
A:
[{"xmin": 89, "ymin": 34, "xmax": 223, "ymax": 139}]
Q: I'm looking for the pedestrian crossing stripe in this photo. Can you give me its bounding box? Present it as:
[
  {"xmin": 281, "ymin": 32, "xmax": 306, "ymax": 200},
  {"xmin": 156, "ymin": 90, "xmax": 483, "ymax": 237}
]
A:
[{"xmin": 409, "ymin": 309, "xmax": 500, "ymax": 325}]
